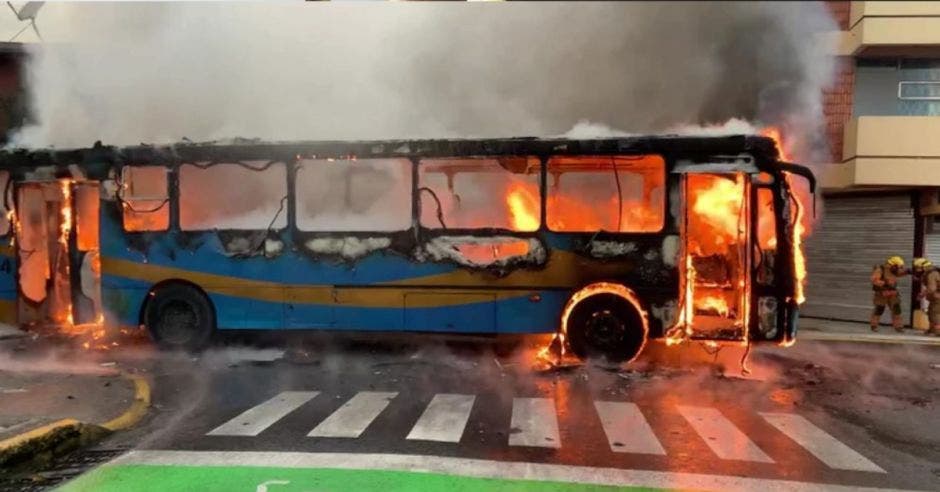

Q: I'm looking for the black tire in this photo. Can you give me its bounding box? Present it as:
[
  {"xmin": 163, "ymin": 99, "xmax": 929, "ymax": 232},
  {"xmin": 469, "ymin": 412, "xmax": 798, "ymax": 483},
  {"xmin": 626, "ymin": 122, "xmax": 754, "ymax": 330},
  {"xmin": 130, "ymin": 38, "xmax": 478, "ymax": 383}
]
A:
[
  {"xmin": 566, "ymin": 293, "xmax": 646, "ymax": 363},
  {"xmin": 144, "ymin": 283, "xmax": 215, "ymax": 351}
]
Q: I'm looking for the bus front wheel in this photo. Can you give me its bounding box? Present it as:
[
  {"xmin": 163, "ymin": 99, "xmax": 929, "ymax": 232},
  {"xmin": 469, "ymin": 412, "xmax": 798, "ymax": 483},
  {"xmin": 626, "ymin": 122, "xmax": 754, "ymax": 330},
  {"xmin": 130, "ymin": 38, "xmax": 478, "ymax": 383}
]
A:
[
  {"xmin": 144, "ymin": 283, "xmax": 215, "ymax": 351},
  {"xmin": 566, "ymin": 293, "xmax": 647, "ymax": 363}
]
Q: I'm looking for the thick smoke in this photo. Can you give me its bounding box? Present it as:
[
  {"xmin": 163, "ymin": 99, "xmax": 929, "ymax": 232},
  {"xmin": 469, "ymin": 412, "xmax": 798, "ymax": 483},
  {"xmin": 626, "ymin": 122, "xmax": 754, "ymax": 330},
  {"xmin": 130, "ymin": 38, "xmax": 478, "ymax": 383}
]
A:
[{"xmin": 13, "ymin": 2, "xmax": 835, "ymax": 157}]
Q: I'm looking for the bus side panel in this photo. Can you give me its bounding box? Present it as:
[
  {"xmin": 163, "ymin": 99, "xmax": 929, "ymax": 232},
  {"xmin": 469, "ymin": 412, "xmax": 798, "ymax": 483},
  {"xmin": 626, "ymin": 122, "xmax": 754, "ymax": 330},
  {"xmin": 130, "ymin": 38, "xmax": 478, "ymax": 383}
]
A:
[
  {"xmin": 100, "ymin": 277, "xmax": 150, "ymax": 328},
  {"xmin": 212, "ymin": 288, "xmax": 284, "ymax": 329},
  {"xmin": 0, "ymin": 237, "xmax": 16, "ymax": 325},
  {"xmin": 496, "ymin": 290, "xmax": 568, "ymax": 334}
]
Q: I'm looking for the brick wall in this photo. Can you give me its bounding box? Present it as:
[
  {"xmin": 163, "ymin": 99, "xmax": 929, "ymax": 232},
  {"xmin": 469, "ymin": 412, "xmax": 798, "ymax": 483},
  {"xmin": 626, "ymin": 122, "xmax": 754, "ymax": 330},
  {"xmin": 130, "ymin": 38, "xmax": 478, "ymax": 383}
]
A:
[
  {"xmin": 824, "ymin": 0, "xmax": 851, "ymax": 30},
  {"xmin": 823, "ymin": 57, "xmax": 854, "ymax": 163},
  {"xmin": 822, "ymin": 1, "xmax": 854, "ymax": 163}
]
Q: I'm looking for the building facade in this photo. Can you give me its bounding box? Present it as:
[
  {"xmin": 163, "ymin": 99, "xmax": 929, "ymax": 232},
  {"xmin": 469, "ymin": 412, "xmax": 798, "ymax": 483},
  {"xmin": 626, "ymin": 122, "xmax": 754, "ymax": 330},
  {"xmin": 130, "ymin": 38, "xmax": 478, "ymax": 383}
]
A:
[{"xmin": 805, "ymin": 1, "xmax": 940, "ymax": 323}]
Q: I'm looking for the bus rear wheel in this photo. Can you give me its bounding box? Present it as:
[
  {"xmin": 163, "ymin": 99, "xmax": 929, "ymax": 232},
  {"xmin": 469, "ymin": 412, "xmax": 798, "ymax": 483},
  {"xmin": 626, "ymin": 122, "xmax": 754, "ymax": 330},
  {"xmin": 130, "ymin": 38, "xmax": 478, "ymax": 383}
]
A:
[
  {"xmin": 144, "ymin": 283, "xmax": 215, "ymax": 351},
  {"xmin": 566, "ymin": 293, "xmax": 646, "ymax": 363}
]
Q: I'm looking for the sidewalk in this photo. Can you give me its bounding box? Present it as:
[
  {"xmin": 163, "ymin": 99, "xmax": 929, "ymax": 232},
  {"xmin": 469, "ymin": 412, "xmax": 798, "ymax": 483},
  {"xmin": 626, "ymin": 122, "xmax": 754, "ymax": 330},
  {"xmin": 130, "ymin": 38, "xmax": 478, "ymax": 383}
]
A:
[
  {"xmin": 799, "ymin": 317, "xmax": 940, "ymax": 345},
  {"xmin": 0, "ymin": 340, "xmax": 150, "ymax": 473}
]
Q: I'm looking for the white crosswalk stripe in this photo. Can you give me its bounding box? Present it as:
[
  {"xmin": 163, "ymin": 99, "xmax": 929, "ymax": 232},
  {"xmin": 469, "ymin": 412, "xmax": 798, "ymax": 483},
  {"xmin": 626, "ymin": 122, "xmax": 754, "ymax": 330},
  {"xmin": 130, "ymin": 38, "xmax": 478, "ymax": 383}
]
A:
[
  {"xmin": 594, "ymin": 401, "xmax": 666, "ymax": 455},
  {"xmin": 509, "ymin": 397, "xmax": 560, "ymax": 448},
  {"xmin": 308, "ymin": 391, "xmax": 398, "ymax": 438},
  {"xmin": 759, "ymin": 412, "xmax": 885, "ymax": 473},
  {"xmin": 204, "ymin": 390, "xmax": 884, "ymax": 473},
  {"xmin": 678, "ymin": 405, "xmax": 774, "ymax": 463},
  {"xmin": 207, "ymin": 391, "xmax": 319, "ymax": 437},
  {"xmin": 406, "ymin": 394, "xmax": 475, "ymax": 443}
]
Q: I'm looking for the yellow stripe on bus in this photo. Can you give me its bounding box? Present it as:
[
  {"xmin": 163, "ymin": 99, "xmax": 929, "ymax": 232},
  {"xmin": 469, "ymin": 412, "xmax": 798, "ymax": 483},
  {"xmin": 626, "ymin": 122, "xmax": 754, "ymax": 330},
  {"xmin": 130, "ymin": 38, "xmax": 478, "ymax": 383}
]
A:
[{"xmin": 99, "ymin": 257, "xmax": 541, "ymax": 308}]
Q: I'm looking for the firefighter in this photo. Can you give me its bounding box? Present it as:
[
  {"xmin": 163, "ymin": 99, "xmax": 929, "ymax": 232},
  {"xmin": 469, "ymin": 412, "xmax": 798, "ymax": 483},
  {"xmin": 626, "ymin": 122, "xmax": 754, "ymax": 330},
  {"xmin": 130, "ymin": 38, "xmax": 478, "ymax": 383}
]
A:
[
  {"xmin": 871, "ymin": 255, "xmax": 907, "ymax": 332},
  {"xmin": 915, "ymin": 258, "xmax": 940, "ymax": 336}
]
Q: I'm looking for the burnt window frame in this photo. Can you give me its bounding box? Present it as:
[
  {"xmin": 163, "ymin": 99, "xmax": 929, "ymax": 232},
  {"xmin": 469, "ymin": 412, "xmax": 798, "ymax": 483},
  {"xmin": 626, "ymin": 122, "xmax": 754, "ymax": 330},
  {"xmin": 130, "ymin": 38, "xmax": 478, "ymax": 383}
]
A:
[
  {"xmin": 175, "ymin": 160, "xmax": 290, "ymax": 233},
  {"xmin": 118, "ymin": 164, "xmax": 172, "ymax": 233},
  {"xmin": 415, "ymin": 155, "xmax": 544, "ymax": 236},
  {"xmin": 0, "ymin": 170, "xmax": 12, "ymax": 238},
  {"xmin": 542, "ymin": 153, "xmax": 670, "ymax": 237},
  {"xmin": 293, "ymin": 157, "xmax": 415, "ymax": 234}
]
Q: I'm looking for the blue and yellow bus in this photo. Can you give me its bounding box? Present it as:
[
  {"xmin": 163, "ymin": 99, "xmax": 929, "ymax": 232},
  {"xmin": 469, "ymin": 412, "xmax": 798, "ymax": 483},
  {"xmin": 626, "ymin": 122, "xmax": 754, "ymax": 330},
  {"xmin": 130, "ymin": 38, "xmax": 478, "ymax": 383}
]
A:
[{"xmin": 0, "ymin": 135, "xmax": 814, "ymax": 361}]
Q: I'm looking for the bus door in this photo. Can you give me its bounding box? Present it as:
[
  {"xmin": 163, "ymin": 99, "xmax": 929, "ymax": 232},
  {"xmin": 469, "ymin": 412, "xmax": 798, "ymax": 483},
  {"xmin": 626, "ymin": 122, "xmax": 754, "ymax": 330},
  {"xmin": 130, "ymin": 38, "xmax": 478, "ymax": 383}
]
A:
[
  {"xmin": 15, "ymin": 180, "xmax": 102, "ymax": 328},
  {"xmin": 681, "ymin": 172, "xmax": 750, "ymax": 341}
]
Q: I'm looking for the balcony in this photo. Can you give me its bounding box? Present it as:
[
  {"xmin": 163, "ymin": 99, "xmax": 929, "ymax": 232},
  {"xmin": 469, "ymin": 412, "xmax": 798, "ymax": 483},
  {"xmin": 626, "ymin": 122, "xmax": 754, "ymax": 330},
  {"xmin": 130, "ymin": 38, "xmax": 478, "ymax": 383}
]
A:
[
  {"xmin": 821, "ymin": 116, "xmax": 940, "ymax": 189},
  {"xmin": 827, "ymin": 2, "xmax": 940, "ymax": 56}
]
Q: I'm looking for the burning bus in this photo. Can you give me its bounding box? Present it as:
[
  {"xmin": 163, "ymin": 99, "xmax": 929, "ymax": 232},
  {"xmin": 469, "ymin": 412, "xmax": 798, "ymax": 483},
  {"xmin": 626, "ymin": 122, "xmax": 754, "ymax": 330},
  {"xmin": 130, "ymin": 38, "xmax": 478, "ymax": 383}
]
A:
[{"xmin": 0, "ymin": 134, "xmax": 813, "ymax": 361}]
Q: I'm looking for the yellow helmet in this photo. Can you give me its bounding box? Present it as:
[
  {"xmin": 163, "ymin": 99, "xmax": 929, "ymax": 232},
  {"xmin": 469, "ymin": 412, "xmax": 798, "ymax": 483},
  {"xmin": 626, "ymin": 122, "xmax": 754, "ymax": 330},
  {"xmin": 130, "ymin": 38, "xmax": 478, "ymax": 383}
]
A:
[
  {"xmin": 914, "ymin": 257, "xmax": 932, "ymax": 269},
  {"xmin": 886, "ymin": 256, "xmax": 905, "ymax": 268}
]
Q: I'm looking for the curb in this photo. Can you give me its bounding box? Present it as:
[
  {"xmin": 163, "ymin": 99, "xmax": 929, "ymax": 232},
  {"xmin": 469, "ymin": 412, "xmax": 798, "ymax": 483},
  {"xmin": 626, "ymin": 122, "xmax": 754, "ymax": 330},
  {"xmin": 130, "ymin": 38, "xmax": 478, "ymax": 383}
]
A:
[
  {"xmin": 0, "ymin": 371, "xmax": 150, "ymax": 471},
  {"xmin": 800, "ymin": 331, "xmax": 940, "ymax": 346}
]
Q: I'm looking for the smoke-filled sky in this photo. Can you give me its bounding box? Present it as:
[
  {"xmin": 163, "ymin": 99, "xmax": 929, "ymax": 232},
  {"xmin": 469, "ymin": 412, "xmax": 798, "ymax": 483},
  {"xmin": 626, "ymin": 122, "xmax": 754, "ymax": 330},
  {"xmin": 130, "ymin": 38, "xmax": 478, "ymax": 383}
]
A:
[{"xmin": 11, "ymin": 2, "xmax": 836, "ymax": 155}]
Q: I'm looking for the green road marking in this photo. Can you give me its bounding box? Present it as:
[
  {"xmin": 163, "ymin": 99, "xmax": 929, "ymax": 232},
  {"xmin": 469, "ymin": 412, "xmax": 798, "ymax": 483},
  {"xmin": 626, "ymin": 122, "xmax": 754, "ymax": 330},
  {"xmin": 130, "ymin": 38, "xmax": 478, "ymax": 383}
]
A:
[{"xmin": 58, "ymin": 464, "xmax": 667, "ymax": 492}]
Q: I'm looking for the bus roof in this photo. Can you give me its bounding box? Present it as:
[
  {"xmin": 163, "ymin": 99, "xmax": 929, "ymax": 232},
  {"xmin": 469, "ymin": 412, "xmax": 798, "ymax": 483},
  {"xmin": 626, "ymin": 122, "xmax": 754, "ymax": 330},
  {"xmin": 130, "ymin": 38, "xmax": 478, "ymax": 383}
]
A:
[{"xmin": 0, "ymin": 134, "xmax": 783, "ymax": 170}]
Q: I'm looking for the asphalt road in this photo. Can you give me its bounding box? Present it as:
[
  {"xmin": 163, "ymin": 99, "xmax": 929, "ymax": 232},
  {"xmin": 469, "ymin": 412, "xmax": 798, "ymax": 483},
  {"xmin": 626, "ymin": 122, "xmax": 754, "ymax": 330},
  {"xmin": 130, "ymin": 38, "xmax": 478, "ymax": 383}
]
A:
[{"xmin": 5, "ymin": 334, "xmax": 940, "ymax": 491}]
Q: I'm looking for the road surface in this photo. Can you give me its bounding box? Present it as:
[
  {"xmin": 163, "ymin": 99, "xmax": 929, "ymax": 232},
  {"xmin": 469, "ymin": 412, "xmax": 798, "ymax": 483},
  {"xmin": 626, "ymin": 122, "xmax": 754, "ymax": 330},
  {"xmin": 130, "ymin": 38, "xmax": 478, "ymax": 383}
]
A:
[{"xmin": 2, "ymin": 334, "xmax": 938, "ymax": 491}]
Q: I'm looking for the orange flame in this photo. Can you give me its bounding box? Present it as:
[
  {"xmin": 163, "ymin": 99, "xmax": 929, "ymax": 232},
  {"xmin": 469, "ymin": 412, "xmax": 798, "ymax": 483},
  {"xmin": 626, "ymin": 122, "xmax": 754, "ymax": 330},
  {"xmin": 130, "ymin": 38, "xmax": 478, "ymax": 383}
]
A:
[
  {"xmin": 506, "ymin": 183, "xmax": 540, "ymax": 231},
  {"xmin": 761, "ymin": 126, "xmax": 809, "ymax": 306},
  {"xmin": 785, "ymin": 173, "xmax": 807, "ymax": 305},
  {"xmin": 696, "ymin": 295, "xmax": 730, "ymax": 317}
]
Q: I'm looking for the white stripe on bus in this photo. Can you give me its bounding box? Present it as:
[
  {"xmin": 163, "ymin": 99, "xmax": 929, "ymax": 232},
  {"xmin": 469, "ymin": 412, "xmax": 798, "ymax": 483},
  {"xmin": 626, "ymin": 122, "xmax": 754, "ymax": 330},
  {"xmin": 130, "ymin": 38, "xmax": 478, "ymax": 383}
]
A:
[
  {"xmin": 308, "ymin": 391, "xmax": 398, "ymax": 438},
  {"xmin": 678, "ymin": 406, "xmax": 774, "ymax": 463},
  {"xmin": 594, "ymin": 401, "xmax": 666, "ymax": 455},
  {"xmin": 759, "ymin": 412, "xmax": 885, "ymax": 473},
  {"xmin": 406, "ymin": 394, "xmax": 476, "ymax": 443},
  {"xmin": 207, "ymin": 391, "xmax": 318, "ymax": 437}
]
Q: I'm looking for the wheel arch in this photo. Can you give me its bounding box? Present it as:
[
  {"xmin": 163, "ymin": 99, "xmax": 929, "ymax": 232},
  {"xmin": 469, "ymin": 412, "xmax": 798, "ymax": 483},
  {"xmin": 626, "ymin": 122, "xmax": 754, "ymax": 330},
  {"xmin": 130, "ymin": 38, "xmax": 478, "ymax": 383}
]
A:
[
  {"xmin": 561, "ymin": 281, "xmax": 650, "ymax": 362},
  {"xmin": 138, "ymin": 278, "xmax": 217, "ymax": 330}
]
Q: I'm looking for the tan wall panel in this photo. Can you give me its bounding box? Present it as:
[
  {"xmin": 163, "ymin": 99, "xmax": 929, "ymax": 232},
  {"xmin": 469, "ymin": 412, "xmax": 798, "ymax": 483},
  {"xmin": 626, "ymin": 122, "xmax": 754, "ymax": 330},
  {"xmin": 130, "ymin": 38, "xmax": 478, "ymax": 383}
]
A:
[
  {"xmin": 854, "ymin": 1, "xmax": 940, "ymax": 19},
  {"xmin": 857, "ymin": 17, "xmax": 940, "ymax": 46},
  {"xmin": 853, "ymin": 157, "xmax": 940, "ymax": 186},
  {"xmin": 818, "ymin": 162, "xmax": 857, "ymax": 190},
  {"xmin": 849, "ymin": 116, "xmax": 940, "ymax": 158}
]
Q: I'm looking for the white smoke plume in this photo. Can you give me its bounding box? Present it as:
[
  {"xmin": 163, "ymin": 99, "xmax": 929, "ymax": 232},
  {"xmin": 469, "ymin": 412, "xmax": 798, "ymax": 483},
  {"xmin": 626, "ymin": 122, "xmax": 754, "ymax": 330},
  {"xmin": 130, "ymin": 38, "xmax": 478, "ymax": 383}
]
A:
[{"xmin": 12, "ymin": 2, "xmax": 835, "ymax": 159}]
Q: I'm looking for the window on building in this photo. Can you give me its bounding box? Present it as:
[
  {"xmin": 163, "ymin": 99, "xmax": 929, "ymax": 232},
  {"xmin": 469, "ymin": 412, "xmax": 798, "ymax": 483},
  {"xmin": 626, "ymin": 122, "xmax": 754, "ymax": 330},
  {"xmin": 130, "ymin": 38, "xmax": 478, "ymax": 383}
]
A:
[
  {"xmin": 121, "ymin": 166, "xmax": 169, "ymax": 232},
  {"xmin": 854, "ymin": 58, "xmax": 940, "ymax": 116},
  {"xmin": 296, "ymin": 158, "xmax": 412, "ymax": 232},
  {"xmin": 546, "ymin": 155, "xmax": 665, "ymax": 233},
  {"xmin": 179, "ymin": 161, "xmax": 287, "ymax": 231},
  {"xmin": 418, "ymin": 157, "xmax": 541, "ymax": 231}
]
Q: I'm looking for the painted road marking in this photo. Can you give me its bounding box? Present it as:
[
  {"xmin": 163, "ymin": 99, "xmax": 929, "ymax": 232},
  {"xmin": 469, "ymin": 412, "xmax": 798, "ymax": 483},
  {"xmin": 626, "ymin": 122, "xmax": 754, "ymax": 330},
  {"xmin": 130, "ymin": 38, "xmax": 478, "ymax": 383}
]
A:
[
  {"xmin": 760, "ymin": 412, "xmax": 885, "ymax": 473},
  {"xmin": 406, "ymin": 393, "xmax": 475, "ymax": 443},
  {"xmin": 509, "ymin": 397, "xmax": 560, "ymax": 448},
  {"xmin": 594, "ymin": 401, "xmax": 666, "ymax": 455},
  {"xmin": 309, "ymin": 391, "xmax": 398, "ymax": 438},
  {"xmin": 207, "ymin": 391, "xmax": 319, "ymax": 437},
  {"xmin": 678, "ymin": 406, "xmax": 774, "ymax": 463},
  {"xmin": 103, "ymin": 450, "xmax": 918, "ymax": 492}
]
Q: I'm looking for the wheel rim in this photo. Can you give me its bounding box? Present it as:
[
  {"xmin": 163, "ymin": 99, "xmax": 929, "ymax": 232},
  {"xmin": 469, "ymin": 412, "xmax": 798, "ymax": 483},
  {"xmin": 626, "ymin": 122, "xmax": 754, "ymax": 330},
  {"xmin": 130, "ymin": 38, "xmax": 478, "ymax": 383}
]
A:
[
  {"xmin": 585, "ymin": 309, "xmax": 626, "ymax": 348},
  {"xmin": 156, "ymin": 299, "xmax": 199, "ymax": 345}
]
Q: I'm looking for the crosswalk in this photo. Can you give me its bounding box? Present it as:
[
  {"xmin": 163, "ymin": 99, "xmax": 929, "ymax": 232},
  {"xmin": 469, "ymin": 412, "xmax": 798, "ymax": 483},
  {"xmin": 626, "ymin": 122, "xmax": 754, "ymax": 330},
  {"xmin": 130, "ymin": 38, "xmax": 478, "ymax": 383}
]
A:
[{"xmin": 205, "ymin": 390, "xmax": 885, "ymax": 473}]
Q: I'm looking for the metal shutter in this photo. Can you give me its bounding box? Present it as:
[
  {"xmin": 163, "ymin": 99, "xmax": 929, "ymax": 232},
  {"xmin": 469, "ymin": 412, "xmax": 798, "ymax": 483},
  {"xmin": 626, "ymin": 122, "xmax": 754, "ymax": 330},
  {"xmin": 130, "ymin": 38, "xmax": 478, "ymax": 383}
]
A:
[
  {"xmin": 802, "ymin": 193, "xmax": 915, "ymax": 322},
  {"xmin": 926, "ymin": 231, "xmax": 940, "ymax": 261}
]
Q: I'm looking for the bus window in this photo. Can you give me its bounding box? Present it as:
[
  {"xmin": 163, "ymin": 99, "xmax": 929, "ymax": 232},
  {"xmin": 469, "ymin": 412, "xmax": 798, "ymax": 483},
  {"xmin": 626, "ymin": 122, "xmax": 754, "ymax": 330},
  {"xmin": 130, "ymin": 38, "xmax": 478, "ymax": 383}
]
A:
[
  {"xmin": 121, "ymin": 166, "xmax": 169, "ymax": 232},
  {"xmin": 179, "ymin": 162, "xmax": 287, "ymax": 231},
  {"xmin": 296, "ymin": 159, "xmax": 411, "ymax": 232},
  {"xmin": 546, "ymin": 155, "xmax": 665, "ymax": 233},
  {"xmin": 418, "ymin": 157, "xmax": 541, "ymax": 231}
]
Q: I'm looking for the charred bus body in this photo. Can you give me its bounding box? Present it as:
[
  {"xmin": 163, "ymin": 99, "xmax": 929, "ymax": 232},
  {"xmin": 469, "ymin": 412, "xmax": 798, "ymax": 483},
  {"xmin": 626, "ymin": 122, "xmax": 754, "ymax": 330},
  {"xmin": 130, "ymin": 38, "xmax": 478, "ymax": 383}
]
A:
[{"xmin": 0, "ymin": 135, "xmax": 814, "ymax": 361}]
